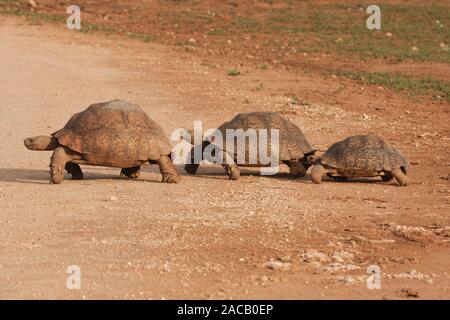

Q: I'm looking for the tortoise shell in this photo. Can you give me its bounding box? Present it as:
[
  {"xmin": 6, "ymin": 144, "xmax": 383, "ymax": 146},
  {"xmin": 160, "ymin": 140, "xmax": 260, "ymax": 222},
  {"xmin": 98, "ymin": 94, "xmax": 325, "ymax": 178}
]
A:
[
  {"xmin": 213, "ymin": 112, "xmax": 314, "ymax": 163},
  {"xmin": 319, "ymin": 135, "xmax": 409, "ymax": 175},
  {"xmin": 52, "ymin": 100, "xmax": 172, "ymax": 166}
]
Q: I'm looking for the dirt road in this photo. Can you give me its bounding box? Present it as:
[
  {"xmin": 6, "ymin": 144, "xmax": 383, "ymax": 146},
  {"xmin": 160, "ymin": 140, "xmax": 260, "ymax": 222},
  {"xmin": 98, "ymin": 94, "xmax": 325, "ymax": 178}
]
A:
[{"xmin": 0, "ymin": 16, "xmax": 449, "ymax": 299}]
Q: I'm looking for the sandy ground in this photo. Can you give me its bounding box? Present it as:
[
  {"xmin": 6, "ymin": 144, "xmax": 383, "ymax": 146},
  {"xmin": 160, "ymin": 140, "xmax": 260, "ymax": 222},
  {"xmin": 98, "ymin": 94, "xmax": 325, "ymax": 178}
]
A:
[{"xmin": 0, "ymin": 16, "xmax": 449, "ymax": 300}]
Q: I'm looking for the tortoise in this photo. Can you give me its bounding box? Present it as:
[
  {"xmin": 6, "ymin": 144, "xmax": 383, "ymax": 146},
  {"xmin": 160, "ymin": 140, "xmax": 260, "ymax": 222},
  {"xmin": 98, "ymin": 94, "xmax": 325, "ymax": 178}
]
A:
[
  {"xmin": 310, "ymin": 134, "xmax": 409, "ymax": 186},
  {"xmin": 184, "ymin": 112, "xmax": 315, "ymax": 180},
  {"xmin": 24, "ymin": 99, "xmax": 180, "ymax": 184}
]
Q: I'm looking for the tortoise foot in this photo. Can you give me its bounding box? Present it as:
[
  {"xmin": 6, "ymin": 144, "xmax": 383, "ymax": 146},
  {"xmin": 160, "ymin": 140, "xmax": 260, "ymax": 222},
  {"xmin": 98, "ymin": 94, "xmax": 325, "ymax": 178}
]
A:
[
  {"xmin": 121, "ymin": 166, "xmax": 141, "ymax": 179},
  {"xmin": 162, "ymin": 173, "xmax": 180, "ymax": 183}
]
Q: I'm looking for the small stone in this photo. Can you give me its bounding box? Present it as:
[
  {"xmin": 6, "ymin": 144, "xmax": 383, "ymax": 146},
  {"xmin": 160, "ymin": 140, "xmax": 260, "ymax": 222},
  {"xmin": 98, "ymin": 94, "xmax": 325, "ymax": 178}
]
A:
[
  {"xmin": 301, "ymin": 250, "xmax": 331, "ymax": 264},
  {"xmin": 412, "ymin": 46, "xmax": 419, "ymax": 52},
  {"xmin": 386, "ymin": 32, "xmax": 393, "ymax": 37},
  {"xmin": 265, "ymin": 260, "xmax": 291, "ymax": 270},
  {"xmin": 278, "ymin": 256, "xmax": 292, "ymax": 263},
  {"xmin": 110, "ymin": 196, "xmax": 118, "ymax": 201}
]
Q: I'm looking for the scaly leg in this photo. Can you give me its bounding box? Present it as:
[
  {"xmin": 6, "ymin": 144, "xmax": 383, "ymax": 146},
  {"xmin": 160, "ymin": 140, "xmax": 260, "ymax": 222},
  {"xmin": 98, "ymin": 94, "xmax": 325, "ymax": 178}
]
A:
[
  {"xmin": 121, "ymin": 166, "xmax": 141, "ymax": 179},
  {"xmin": 50, "ymin": 147, "xmax": 73, "ymax": 184},
  {"xmin": 185, "ymin": 144, "xmax": 200, "ymax": 175},
  {"xmin": 157, "ymin": 155, "xmax": 180, "ymax": 183},
  {"xmin": 390, "ymin": 167, "xmax": 408, "ymax": 186},
  {"xmin": 185, "ymin": 141, "xmax": 211, "ymax": 175},
  {"xmin": 310, "ymin": 164, "xmax": 327, "ymax": 184},
  {"xmin": 222, "ymin": 163, "xmax": 240, "ymax": 180},
  {"xmin": 327, "ymin": 174, "xmax": 347, "ymax": 182},
  {"xmin": 65, "ymin": 162, "xmax": 84, "ymax": 180}
]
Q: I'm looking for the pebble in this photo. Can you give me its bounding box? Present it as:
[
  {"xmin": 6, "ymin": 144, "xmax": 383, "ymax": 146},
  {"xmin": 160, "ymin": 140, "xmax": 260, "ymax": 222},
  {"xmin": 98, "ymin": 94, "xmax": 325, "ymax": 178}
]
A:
[
  {"xmin": 301, "ymin": 250, "xmax": 331, "ymax": 264},
  {"xmin": 264, "ymin": 260, "xmax": 291, "ymax": 270}
]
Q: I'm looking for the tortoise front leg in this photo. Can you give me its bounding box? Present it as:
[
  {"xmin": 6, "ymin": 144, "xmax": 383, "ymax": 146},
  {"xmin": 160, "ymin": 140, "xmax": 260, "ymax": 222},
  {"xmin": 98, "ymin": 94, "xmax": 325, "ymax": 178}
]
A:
[
  {"xmin": 286, "ymin": 160, "xmax": 306, "ymax": 177},
  {"xmin": 310, "ymin": 164, "xmax": 328, "ymax": 184},
  {"xmin": 65, "ymin": 162, "xmax": 84, "ymax": 180},
  {"xmin": 120, "ymin": 166, "xmax": 141, "ymax": 179},
  {"xmin": 390, "ymin": 167, "xmax": 408, "ymax": 186},
  {"xmin": 50, "ymin": 147, "xmax": 73, "ymax": 184},
  {"xmin": 222, "ymin": 163, "xmax": 240, "ymax": 180},
  {"xmin": 157, "ymin": 155, "xmax": 180, "ymax": 183}
]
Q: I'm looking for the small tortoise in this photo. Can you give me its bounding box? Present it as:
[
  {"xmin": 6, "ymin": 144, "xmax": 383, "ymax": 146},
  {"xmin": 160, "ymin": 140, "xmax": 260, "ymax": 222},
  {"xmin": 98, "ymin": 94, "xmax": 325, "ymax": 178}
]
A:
[
  {"xmin": 310, "ymin": 134, "xmax": 409, "ymax": 186},
  {"xmin": 24, "ymin": 100, "xmax": 180, "ymax": 184},
  {"xmin": 185, "ymin": 112, "xmax": 315, "ymax": 180}
]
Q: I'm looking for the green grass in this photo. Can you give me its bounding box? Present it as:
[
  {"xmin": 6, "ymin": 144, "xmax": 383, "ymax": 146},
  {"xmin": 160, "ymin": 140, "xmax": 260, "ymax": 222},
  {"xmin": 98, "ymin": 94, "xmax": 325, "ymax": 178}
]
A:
[
  {"xmin": 258, "ymin": 3, "xmax": 450, "ymax": 63},
  {"xmin": 333, "ymin": 70, "xmax": 450, "ymax": 101},
  {"xmin": 127, "ymin": 32, "xmax": 154, "ymax": 43},
  {"xmin": 0, "ymin": 6, "xmax": 65, "ymax": 23},
  {"xmin": 227, "ymin": 68, "xmax": 241, "ymax": 76}
]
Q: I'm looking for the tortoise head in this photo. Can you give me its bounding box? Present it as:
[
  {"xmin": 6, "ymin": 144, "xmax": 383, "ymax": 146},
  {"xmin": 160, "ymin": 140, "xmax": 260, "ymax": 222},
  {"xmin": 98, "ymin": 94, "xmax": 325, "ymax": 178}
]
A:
[
  {"xmin": 24, "ymin": 135, "xmax": 59, "ymax": 151},
  {"xmin": 302, "ymin": 151, "xmax": 318, "ymax": 169}
]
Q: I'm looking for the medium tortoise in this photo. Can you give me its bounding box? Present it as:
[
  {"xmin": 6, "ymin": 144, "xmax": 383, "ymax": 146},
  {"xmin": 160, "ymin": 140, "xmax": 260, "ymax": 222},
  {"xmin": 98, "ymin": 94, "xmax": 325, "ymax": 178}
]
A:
[
  {"xmin": 24, "ymin": 99, "xmax": 180, "ymax": 184},
  {"xmin": 185, "ymin": 112, "xmax": 315, "ymax": 180},
  {"xmin": 310, "ymin": 134, "xmax": 409, "ymax": 186}
]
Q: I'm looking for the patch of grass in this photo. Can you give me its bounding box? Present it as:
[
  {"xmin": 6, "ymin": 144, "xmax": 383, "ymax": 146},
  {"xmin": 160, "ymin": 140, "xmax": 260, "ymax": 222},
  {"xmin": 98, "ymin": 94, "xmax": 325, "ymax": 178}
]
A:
[
  {"xmin": 0, "ymin": 5, "xmax": 118, "ymax": 34},
  {"xmin": 0, "ymin": 7, "xmax": 65, "ymax": 23},
  {"xmin": 333, "ymin": 70, "xmax": 450, "ymax": 101},
  {"xmin": 236, "ymin": 17, "xmax": 260, "ymax": 32},
  {"xmin": 264, "ymin": 3, "xmax": 450, "ymax": 63},
  {"xmin": 207, "ymin": 29, "xmax": 227, "ymax": 36},
  {"xmin": 127, "ymin": 32, "xmax": 154, "ymax": 43},
  {"xmin": 290, "ymin": 95, "xmax": 299, "ymax": 105},
  {"xmin": 227, "ymin": 68, "xmax": 241, "ymax": 76},
  {"xmin": 79, "ymin": 22, "xmax": 116, "ymax": 34}
]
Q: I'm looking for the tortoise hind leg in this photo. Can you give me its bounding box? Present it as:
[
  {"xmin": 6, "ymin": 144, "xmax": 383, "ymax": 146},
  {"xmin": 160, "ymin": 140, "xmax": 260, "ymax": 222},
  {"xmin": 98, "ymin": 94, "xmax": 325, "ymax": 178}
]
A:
[
  {"xmin": 185, "ymin": 144, "xmax": 201, "ymax": 175},
  {"xmin": 221, "ymin": 148, "xmax": 240, "ymax": 180},
  {"xmin": 381, "ymin": 171, "xmax": 394, "ymax": 182},
  {"xmin": 185, "ymin": 141, "xmax": 211, "ymax": 175},
  {"xmin": 327, "ymin": 174, "xmax": 347, "ymax": 182},
  {"xmin": 157, "ymin": 155, "xmax": 180, "ymax": 183},
  {"xmin": 120, "ymin": 166, "xmax": 141, "ymax": 179},
  {"xmin": 65, "ymin": 162, "xmax": 84, "ymax": 180},
  {"xmin": 50, "ymin": 147, "xmax": 73, "ymax": 184},
  {"xmin": 222, "ymin": 163, "xmax": 240, "ymax": 180},
  {"xmin": 390, "ymin": 167, "xmax": 408, "ymax": 186}
]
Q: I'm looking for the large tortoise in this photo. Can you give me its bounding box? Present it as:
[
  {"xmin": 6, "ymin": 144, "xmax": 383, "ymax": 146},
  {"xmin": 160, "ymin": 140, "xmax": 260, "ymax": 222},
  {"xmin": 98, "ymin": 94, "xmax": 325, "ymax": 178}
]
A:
[
  {"xmin": 24, "ymin": 100, "xmax": 180, "ymax": 184},
  {"xmin": 310, "ymin": 134, "xmax": 409, "ymax": 186},
  {"xmin": 185, "ymin": 112, "xmax": 315, "ymax": 180}
]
